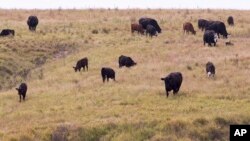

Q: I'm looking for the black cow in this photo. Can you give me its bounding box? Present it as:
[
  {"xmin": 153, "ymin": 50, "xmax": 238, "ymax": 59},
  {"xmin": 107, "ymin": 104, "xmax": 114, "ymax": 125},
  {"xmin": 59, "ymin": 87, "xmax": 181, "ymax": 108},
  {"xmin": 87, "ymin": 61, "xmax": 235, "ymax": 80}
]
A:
[
  {"xmin": 205, "ymin": 21, "xmax": 229, "ymax": 38},
  {"xmin": 16, "ymin": 83, "xmax": 28, "ymax": 102},
  {"xmin": 27, "ymin": 16, "xmax": 39, "ymax": 31},
  {"xmin": 119, "ymin": 55, "xmax": 136, "ymax": 68},
  {"xmin": 139, "ymin": 17, "xmax": 161, "ymax": 33},
  {"xmin": 101, "ymin": 67, "xmax": 115, "ymax": 83},
  {"xmin": 73, "ymin": 57, "xmax": 88, "ymax": 72},
  {"xmin": 206, "ymin": 62, "xmax": 215, "ymax": 77},
  {"xmin": 0, "ymin": 29, "xmax": 15, "ymax": 37},
  {"xmin": 161, "ymin": 72, "xmax": 183, "ymax": 97},
  {"xmin": 198, "ymin": 19, "xmax": 209, "ymax": 31},
  {"xmin": 227, "ymin": 16, "xmax": 234, "ymax": 26},
  {"xmin": 203, "ymin": 30, "xmax": 218, "ymax": 47},
  {"xmin": 146, "ymin": 25, "xmax": 157, "ymax": 37}
]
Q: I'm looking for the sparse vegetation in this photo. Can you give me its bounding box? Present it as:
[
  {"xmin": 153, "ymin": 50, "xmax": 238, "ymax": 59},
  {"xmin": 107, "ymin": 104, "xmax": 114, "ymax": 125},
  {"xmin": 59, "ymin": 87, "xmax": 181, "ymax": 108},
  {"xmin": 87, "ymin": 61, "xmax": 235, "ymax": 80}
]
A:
[{"xmin": 0, "ymin": 9, "xmax": 250, "ymax": 141}]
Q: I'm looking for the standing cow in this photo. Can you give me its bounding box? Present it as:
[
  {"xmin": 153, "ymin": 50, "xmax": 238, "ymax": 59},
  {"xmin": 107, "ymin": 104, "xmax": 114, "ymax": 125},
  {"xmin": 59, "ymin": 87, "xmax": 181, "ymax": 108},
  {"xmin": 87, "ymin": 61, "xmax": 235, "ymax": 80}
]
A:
[
  {"xmin": 27, "ymin": 16, "xmax": 39, "ymax": 31},
  {"xmin": 206, "ymin": 62, "xmax": 215, "ymax": 77},
  {"xmin": 203, "ymin": 30, "xmax": 218, "ymax": 47},
  {"xmin": 101, "ymin": 67, "xmax": 115, "ymax": 83},
  {"xmin": 119, "ymin": 55, "xmax": 136, "ymax": 68},
  {"xmin": 139, "ymin": 17, "xmax": 161, "ymax": 33},
  {"xmin": 161, "ymin": 72, "xmax": 183, "ymax": 97},
  {"xmin": 131, "ymin": 23, "xmax": 144, "ymax": 35},
  {"xmin": 0, "ymin": 29, "xmax": 15, "ymax": 37},
  {"xmin": 205, "ymin": 21, "xmax": 229, "ymax": 38},
  {"xmin": 73, "ymin": 57, "xmax": 88, "ymax": 72},
  {"xmin": 227, "ymin": 16, "xmax": 234, "ymax": 26},
  {"xmin": 16, "ymin": 83, "xmax": 28, "ymax": 102},
  {"xmin": 183, "ymin": 22, "xmax": 196, "ymax": 35}
]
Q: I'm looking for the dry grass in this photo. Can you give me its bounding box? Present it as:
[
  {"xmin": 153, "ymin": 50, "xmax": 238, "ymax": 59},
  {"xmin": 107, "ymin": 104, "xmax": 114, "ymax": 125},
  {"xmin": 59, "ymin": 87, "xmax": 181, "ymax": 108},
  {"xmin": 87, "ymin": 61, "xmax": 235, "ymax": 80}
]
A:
[{"xmin": 0, "ymin": 9, "xmax": 250, "ymax": 141}]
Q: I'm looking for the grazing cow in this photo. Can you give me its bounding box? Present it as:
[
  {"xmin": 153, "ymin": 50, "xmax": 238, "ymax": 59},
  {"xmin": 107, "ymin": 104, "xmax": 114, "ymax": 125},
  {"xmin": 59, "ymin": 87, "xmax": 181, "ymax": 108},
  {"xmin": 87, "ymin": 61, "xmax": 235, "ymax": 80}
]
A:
[
  {"xmin": 16, "ymin": 83, "xmax": 28, "ymax": 102},
  {"xmin": 27, "ymin": 16, "xmax": 39, "ymax": 31},
  {"xmin": 227, "ymin": 16, "xmax": 234, "ymax": 26},
  {"xmin": 146, "ymin": 25, "xmax": 157, "ymax": 37},
  {"xmin": 139, "ymin": 17, "xmax": 161, "ymax": 33},
  {"xmin": 183, "ymin": 22, "xmax": 196, "ymax": 35},
  {"xmin": 0, "ymin": 29, "xmax": 15, "ymax": 37},
  {"xmin": 205, "ymin": 21, "xmax": 229, "ymax": 38},
  {"xmin": 161, "ymin": 72, "xmax": 183, "ymax": 97},
  {"xmin": 119, "ymin": 55, "xmax": 136, "ymax": 68},
  {"xmin": 73, "ymin": 57, "xmax": 88, "ymax": 72},
  {"xmin": 131, "ymin": 23, "xmax": 144, "ymax": 35},
  {"xmin": 206, "ymin": 62, "xmax": 215, "ymax": 77},
  {"xmin": 101, "ymin": 67, "xmax": 115, "ymax": 83},
  {"xmin": 198, "ymin": 19, "xmax": 209, "ymax": 31},
  {"xmin": 203, "ymin": 30, "xmax": 218, "ymax": 47}
]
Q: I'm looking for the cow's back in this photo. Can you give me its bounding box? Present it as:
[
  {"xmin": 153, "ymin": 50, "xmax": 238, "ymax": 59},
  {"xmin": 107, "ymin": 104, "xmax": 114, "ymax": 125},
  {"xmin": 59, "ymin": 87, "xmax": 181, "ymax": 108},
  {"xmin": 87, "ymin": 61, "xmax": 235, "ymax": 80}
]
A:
[{"xmin": 19, "ymin": 83, "xmax": 28, "ymax": 94}]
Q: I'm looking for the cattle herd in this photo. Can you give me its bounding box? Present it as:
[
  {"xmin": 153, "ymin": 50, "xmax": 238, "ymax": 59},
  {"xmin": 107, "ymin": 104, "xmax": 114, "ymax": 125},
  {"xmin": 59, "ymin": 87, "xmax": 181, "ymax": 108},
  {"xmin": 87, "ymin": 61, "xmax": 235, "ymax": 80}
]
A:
[{"xmin": 0, "ymin": 14, "xmax": 235, "ymax": 102}]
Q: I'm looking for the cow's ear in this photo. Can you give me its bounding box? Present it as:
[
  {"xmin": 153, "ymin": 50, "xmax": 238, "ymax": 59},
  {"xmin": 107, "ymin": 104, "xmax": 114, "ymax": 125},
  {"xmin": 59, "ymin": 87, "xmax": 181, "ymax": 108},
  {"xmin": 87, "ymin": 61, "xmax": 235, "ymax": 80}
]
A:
[
  {"xmin": 15, "ymin": 88, "xmax": 19, "ymax": 91},
  {"xmin": 73, "ymin": 66, "xmax": 75, "ymax": 69},
  {"xmin": 161, "ymin": 78, "xmax": 165, "ymax": 81}
]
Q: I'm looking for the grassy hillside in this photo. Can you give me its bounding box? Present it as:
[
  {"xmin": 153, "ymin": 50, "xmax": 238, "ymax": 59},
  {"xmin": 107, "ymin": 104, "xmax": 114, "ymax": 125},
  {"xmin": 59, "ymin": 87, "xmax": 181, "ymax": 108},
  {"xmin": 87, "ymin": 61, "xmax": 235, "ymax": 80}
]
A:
[{"xmin": 0, "ymin": 9, "xmax": 250, "ymax": 141}]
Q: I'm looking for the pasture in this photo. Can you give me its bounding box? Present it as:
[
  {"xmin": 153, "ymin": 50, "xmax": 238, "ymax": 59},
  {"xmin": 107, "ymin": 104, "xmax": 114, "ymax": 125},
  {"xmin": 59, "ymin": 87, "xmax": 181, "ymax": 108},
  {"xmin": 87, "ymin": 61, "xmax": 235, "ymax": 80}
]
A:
[{"xmin": 0, "ymin": 9, "xmax": 250, "ymax": 141}]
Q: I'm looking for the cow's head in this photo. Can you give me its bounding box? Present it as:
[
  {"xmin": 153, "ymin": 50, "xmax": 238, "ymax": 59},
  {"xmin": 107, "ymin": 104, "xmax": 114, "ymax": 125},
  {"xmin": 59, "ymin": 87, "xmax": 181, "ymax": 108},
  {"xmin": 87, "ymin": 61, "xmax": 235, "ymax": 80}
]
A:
[
  {"xmin": 223, "ymin": 33, "xmax": 230, "ymax": 39},
  {"xmin": 158, "ymin": 28, "xmax": 162, "ymax": 33},
  {"xmin": 207, "ymin": 72, "xmax": 215, "ymax": 78},
  {"xmin": 207, "ymin": 72, "xmax": 212, "ymax": 77},
  {"xmin": 161, "ymin": 77, "xmax": 172, "ymax": 90}
]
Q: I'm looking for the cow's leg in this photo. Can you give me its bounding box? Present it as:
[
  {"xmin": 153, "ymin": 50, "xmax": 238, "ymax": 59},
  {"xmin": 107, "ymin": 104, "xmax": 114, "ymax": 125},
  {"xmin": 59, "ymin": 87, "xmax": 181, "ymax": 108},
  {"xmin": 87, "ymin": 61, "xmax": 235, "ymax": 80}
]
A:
[
  {"xmin": 208, "ymin": 43, "xmax": 212, "ymax": 46},
  {"xmin": 83, "ymin": 66, "xmax": 85, "ymax": 71},
  {"xmin": 23, "ymin": 94, "xmax": 26, "ymax": 101},
  {"xmin": 19, "ymin": 95, "xmax": 22, "ymax": 102},
  {"xmin": 86, "ymin": 65, "xmax": 88, "ymax": 71},
  {"xmin": 107, "ymin": 77, "xmax": 109, "ymax": 82},
  {"xmin": 214, "ymin": 42, "xmax": 216, "ymax": 46},
  {"xmin": 204, "ymin": 42, "xmax": 206, "ymax": 46},
  {"xmin": 173, "ymin": 89, "xmax": 179, "ymax": 94},
  {"xmin": 166, "ymin": 91, "xmax": 169, "ymax": 98},
  {"xmin": 103, "ymin": 76, "xmax": 106, "ymax": 83}
]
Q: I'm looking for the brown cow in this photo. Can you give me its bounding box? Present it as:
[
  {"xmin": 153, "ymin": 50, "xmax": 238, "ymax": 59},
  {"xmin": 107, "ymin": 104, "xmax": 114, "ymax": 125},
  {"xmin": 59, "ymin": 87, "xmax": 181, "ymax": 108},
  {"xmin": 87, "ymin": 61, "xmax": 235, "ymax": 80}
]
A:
[
  {"xmin": 131, "ymin": 23, "xmax": 144, "ymax": 35},
  {"xmin": 183, "ymin": 22, "xmax": 196, "ymax": 35}
]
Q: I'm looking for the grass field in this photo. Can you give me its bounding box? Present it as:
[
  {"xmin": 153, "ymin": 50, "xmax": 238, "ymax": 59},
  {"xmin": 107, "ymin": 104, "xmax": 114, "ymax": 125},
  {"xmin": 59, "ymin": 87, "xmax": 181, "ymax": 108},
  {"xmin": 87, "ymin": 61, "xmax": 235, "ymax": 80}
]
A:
[{"xmin": 0, "ymin": 9, "xmax": 250, "ymax": 141}]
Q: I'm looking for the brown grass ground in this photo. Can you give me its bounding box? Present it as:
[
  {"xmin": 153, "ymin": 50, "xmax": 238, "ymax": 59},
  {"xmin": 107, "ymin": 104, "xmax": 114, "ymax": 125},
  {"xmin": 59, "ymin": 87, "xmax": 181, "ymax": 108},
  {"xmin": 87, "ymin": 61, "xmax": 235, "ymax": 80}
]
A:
[{"xmin": 0, "ymin": 9, "xmax": 250, "ymax": 141}]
